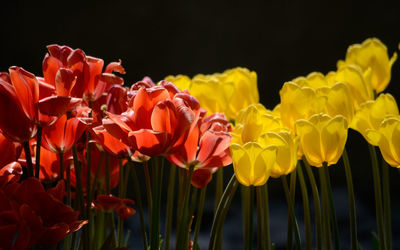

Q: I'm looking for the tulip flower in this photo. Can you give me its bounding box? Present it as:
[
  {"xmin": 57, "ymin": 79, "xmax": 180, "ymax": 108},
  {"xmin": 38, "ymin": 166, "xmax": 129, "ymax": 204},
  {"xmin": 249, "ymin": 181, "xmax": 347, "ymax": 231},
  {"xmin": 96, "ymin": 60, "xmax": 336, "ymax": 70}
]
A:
[
  {"xmin": 338, "ymin": 37, "xmax": 397, "ymax": 93},
  {"xmin": 0, "ymin": 132, "xmax": 22, "ymax": 168},
  {"xmin": 167, "ymin": 112, "xmax": 232, "ymax": 187},
  {"xmin": 366, "ymin": 116, "xmax": 400, "ymax": 167},
  {"xmin": 0, "ymin": 178, "xmax": 87, "ymax": 248},
  {"xmin": 43, "ymin": 44, "xmax": 126, "ymax": 102},
  {"xmin": 0, "ymin": 75, "xmax": 37, "ymax": 142},
  {"xmin": 41, "ymin": 114, "xmax": 86, "ymax": 154},
  {"xmin": 93, "ymin": 194, "xmax": 136, "ymax": 219},
  {"xmin": 351, "ymin": 93, "xmax": 399, "ymax": 145},
  {"xmin": 280, "ymin": 81, "xmax": 354, "ymax": 131},
  {"xmin": 105, "ymin": 81, "xmax": 201, "ymax": 157},
  {"xmin": 166, "ymin": 67, "xmax": 259, "ymax": 121},
  {"xmin": 295, "ymin": 113, "xmax": 348, "ymax": 167},
  {"xmin": 7, "ymin": 67, "xmax": 80, "ymax": 126}
]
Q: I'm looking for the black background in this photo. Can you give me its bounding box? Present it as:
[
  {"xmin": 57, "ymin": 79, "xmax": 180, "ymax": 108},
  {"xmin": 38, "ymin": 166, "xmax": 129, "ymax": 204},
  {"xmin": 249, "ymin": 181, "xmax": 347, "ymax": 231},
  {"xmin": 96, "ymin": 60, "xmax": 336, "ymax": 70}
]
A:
[{"xmin": 1, "ymin": 0, "xmax": 400, "ymax": 249}]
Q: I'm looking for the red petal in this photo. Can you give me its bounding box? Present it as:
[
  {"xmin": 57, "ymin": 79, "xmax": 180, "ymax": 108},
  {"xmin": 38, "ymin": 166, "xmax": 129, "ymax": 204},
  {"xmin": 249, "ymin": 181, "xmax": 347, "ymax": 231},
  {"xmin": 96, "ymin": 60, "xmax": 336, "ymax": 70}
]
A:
[
  {"xmin": 129, "ymin": 129, "xmax": 168, "ymax": 157},
  {"xmin": 42, "ymin": 53, "xmax": 63, "ymax": 86},
  {"xmin": 55, "ymin": 68, "xmax": 76, "ymax": 96},
  {"xmin": 38, "ymin": 95, "xmax": 72, "ymax": 117},
  {"xmin": 47, "ymin": 180, "xmax": 65, "ymax": 202},
  {"xmin": 0, "ymin": 80, "xmax": 37, "ymax": 142},
  {"xmin": 191, "ymin": 168, "xmax": 213, "ymax": 188},
  {"xmin": 9, "ymin": 66, "xmax": 39, "ymax": 121},
  {"xmin": 105, "ymin": 60, "xmax": 126, "ymax": 74}
]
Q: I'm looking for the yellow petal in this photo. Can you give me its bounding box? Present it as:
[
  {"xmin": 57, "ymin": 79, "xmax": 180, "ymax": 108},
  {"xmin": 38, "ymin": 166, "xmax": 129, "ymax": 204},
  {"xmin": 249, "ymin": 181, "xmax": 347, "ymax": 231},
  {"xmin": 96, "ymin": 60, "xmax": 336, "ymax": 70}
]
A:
[
  {"xmin": 321, "ymin": 115, "xmax": 348, "ymax": 166},
  {"xmin": 230, "ymin": 143, "xmax": 252, "ymax": 186},
  {"xmin": 295, "ymin": 118, "xmax": 323, "ymax": 167}
]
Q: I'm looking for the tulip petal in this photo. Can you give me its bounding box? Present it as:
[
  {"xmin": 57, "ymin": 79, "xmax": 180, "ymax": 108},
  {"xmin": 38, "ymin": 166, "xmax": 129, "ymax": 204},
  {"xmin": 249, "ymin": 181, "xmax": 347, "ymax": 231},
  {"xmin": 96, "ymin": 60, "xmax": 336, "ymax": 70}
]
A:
[
  {"xmin": 55, "ymin": 68, "xmax": 76, "ymax": 96},
  {"xmin": 129, "ymin": 129, "xmax": 168, "ymax": 157}
]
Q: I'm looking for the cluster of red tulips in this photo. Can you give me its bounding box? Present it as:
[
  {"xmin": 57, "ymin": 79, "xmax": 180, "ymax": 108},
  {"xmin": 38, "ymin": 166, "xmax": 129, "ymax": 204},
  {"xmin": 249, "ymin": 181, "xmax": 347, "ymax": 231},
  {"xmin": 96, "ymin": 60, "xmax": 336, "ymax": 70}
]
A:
[{"xmin": 0, "ymin": 45, "xmax": 232, "ymax": 249}]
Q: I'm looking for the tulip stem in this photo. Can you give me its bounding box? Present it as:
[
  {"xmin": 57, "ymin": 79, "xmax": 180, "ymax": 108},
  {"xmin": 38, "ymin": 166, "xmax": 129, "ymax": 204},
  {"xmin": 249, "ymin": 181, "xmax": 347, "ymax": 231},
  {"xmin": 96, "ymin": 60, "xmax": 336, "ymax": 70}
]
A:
[
  {"xmin": 193, "ymin": 186, "xmax": 207, "ymax": 249},
  {"xmin": 318, "ymin": 165, "xmax": 332, "ymax": 250},
  {"xmin": 105, "ymin": 154, "xmax": 111, "ymax": 194},
  {"xmin": 176, "ymin": 164, "xmax": 194, "ymax": 250},
  {"xmin": 248, "ymin": 186, "xmax": 254, "ymax": 250},
  {"xmin": 286, "ymin": 170, "xmax": 297, "ymax": 249},
  {"xmin": 35, "ymin": 126, "xmax": 42, "ymax": 178},
  {"xmin": 322, "ymin": 164, "xmax": 340, "ymax": 250},
  {"xmin": 382, "ymin": 160, "xmax": 392, "ymax": 250},
  {"xmin": 256, "ymin": 184, "xmax": 270, "ymax": 250},
  {"xmin": 59, "ymin": 152, "xmax": 64, "ymax": 180},
  {"xmin": 164, "ymin": 164, "xmax": 176, "ymax": 250},
  {"xmin": 303, "ymin": 158, "xmax": 322, "ymax": 250},
  {"xmin": 118, "ymin": 159, "xmax": 124, "ymax": 247},
  {"xmin": 72, "ymin": 145, "xmax": 84, "ymax": 214},
  {"xmin": 150, "ymin": 157, "xmax": 163, "ymax": 250},
  {"xmin": 66, "ymin": 163, "xmax": 71, "ymax": 206},
  {"xmin": 297, "ymin": 163, "xmax": 311, "ymax": 250},
  {"xmin": 209, "ymin": 174, "xmax": 239, "ymax": 250},
  {"xmin": 215, "ymin": 168, "xmax": 224, "ymax": 250},
  {"xmin": 144, "ymin": 161, "xmax": 153, "ymax": 226},
  {"xmin": 23, "ymin": 141, "xmax": 34, "ymax": 177},
  {"xmin": 368, "ymin": 144, "xmax": 386, "ymax": 250},
  {"xmin": 241, "ymin": 185, "xmax": 250, "ymax": 250},
  {"xmin": 281, "ymin": 175, "xmax": 302, "ymax": 250},
  {"xmin": 129, "ymin": 159, "xmax": 148, "ymax": 249},
  {"xmin": 342, "ymin": 149, "xmax": 358, "ymax": 250}
]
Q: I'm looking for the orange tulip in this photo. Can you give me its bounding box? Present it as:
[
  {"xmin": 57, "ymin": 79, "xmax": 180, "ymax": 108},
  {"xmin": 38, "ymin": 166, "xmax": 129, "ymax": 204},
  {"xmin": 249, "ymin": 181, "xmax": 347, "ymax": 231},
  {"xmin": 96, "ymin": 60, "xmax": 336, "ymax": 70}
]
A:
[
  {"xmin": 41, "ymin": 114, "xmax": 86, "ymax": 154},
  {"xmin": 43, "ymin": 44, "xmax": 126, "ymax": 102},
  {"xmin": 105, "ymin": 81, "xmax": 201, "ymax": 157}
]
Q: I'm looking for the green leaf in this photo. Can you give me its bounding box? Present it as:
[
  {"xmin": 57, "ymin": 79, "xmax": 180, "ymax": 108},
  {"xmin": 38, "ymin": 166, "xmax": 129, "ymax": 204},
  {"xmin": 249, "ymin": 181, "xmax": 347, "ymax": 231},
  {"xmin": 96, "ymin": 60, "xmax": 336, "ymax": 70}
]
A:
[{"xmin": 371, "ymin": 232, "xmax": 379, "ymax": 250}]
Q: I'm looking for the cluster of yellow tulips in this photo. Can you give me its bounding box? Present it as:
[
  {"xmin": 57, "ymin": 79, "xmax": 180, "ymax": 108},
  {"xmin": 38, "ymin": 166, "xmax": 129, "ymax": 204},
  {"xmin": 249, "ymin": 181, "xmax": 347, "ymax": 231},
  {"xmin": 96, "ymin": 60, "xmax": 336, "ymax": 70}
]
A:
[{"xmin": 167, "ymin": 37, "xmax": 398, "ymax": 249}]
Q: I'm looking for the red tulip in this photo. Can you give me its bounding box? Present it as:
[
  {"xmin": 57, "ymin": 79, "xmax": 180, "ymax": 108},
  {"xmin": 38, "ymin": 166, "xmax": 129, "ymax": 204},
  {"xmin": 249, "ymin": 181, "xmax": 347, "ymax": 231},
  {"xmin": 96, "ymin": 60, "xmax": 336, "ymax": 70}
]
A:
[
  {"xmin": 0, "ymin": 75, "xmax": 37, "ymax": 142},
  {"xmin": 41, "ymin": 114, "xmax": 86, "ymax": 154},
  {"xmin": 91, "ymin": 123, "xmax": 132, "ymax": 158},
  {"xmin": 8, "ymin": 67, "xmax": 80, "ymax": 126},
  {"xmin": 105, "ymin": 81, "xmax": 201, "ymax": 157},
  {"xmin": 43, "ymin": 44, "xmax": 125, "ymax": 102},
  {"xmin": 93, "ymin": 194, "xmax": 136, "ymax": 219},
  {"xmin": 167, "ymin": 113, "xmax": 232, "ymax": 187},
  {"xmin": 0, "ymin": 178, "xmax": 87, "ymax": 248},
  {"xmin": 0, "ymin": 132, "xmax": 22, "ymax": 168}
]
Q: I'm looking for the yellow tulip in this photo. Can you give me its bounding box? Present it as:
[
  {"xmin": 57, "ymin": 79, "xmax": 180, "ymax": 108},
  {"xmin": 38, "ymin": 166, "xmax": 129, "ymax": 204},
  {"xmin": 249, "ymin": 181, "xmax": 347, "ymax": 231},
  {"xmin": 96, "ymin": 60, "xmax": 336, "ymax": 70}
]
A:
[
  {"xmin": 165, "ymin": 67, "xmax": 259, "ymax": 121},
  {"xmin": 279, "ymin": 82, "xmax": 323, "ymax": 131},
  {"xmin": 295, "ymin": 114, "xmax": 348, "ymax": 167},
  {"xmin": 338, "ymin": 38, "xmax": 397, "ymax": 93},
  {"xmin": 350, "ymin": 93, "xmax": 399, "ymax": 145},
  {"xmin": 279, "ymin": 81, "xmax": 353, "ymax": 131},
  {"xmin": 230, "ymin": 104, "xmax": 298, "ymax": 185},
  {"xmin": 259, "ymin": 131, "xmax": 298, "ymax": 178},
  {"xmin": 326, "ymin": 65, "xmax": 374, "ymax": 109},
  {"xmin": 230, "ymin": 142, "xmax": 277, "ymax": 186},
  {"xmin": 367, "ymin": 116, "xmax": 400, "ymax": 168}
]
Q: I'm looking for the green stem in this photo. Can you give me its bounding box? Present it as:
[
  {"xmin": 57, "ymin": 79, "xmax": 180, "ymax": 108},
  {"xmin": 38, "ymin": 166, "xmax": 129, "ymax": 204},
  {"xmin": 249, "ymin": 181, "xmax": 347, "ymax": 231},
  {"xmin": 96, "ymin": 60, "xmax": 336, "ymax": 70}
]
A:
[
  {"xmin": 176, "ymin": 164, "xmax": 195, "ymax": 250},
  {"xmin": 342, "ymin": 149, "xmax": 358, "ymax": 250},
  {"xmin": 382, "ymin": 160, "xmax": 392, "ymax": 250},
  {"xmin": 256, "ymin": 184, "xmax": 270, "ymax": 250},
  {"xmin": 86, "ymin": 139, "xmax": 93, "ymax": 249},
  {"xmin": 303, "ymin": 158, "xmax": 322, "ymax": 250},
  {"xmin": 118, "ymin": 159, "xmax": 124, "ymax": 247},
  {"xmin": 164, "ymin": 165, "xmax": 176, "ymax": 250},
  {"xmin": 261, "ymin": 184, "xmax": 271, "ymax": 250},
  {"xmin": 35, "ymin": 126, "xmax": 42, "ymax": 178},
  {"xmin": 297, "ymin": 164, "xmax": 311, "ymax": 250},
  {"xmin": 130, "ymin": 160, "xmax": 148, "ymax": 249},
  {"xmin": 144, "ymin": 161, "xmax": 153, "ymax": 223},
  {"xmin": 281, "ymin": 175, "xmax": 302, "ymax": 250},
  {"xmin": 23, "ymin": 141, "xmax": 33, "ymax": 177},
  {"xmin": 72, "ymin": 145, "xmax": 84, "ymax": 214},
  {"xmin": 150, "ymin": 157, "xmax": 161, "ymax": 250},
  {"xmin": 322, "ymin": 165, "xmax": 340, "ymax": 249},
  {"xmin": 286, "ymin": 170, "xmax": 297, "ymax": 249},
  {"xmin": 368, "ymin": 144, "xmax": 386, "ymax": 250},
  {"xmin": 59, "ymin": 152, "xmax": 64, "ymax": 180},
  {"xmin": 66, "ymin": 162, "xmax": 71, "ymax": 206},
  {"xmin": 248, "ymin": 186, "xmax": 254, "ymax": 250},
  {"xmin": 241, "ymin": 185, "xmax": 250, "ymax": 250},
  {"xmin": 193, "ymin": 186, "xmax": 207, "ymax": 250},
  {"xmin": 318, "ymin": 165, "xmax": 331, "ymax": 250},
  {"xmin": 215, "ymin": 168, "xmax": 224, "ymax": 250},
  {"xmin": 208, "ymin": 174, "xmax": 239, "ymax": 250}
]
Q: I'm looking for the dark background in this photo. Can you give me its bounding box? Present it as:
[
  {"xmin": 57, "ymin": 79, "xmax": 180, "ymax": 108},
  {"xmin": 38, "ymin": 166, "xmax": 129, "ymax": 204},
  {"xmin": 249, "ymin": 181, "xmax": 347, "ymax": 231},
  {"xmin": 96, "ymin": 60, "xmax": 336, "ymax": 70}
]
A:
[{"xmin": 1, "ymin": 0, "xmax": 400, "ymax": 249}]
